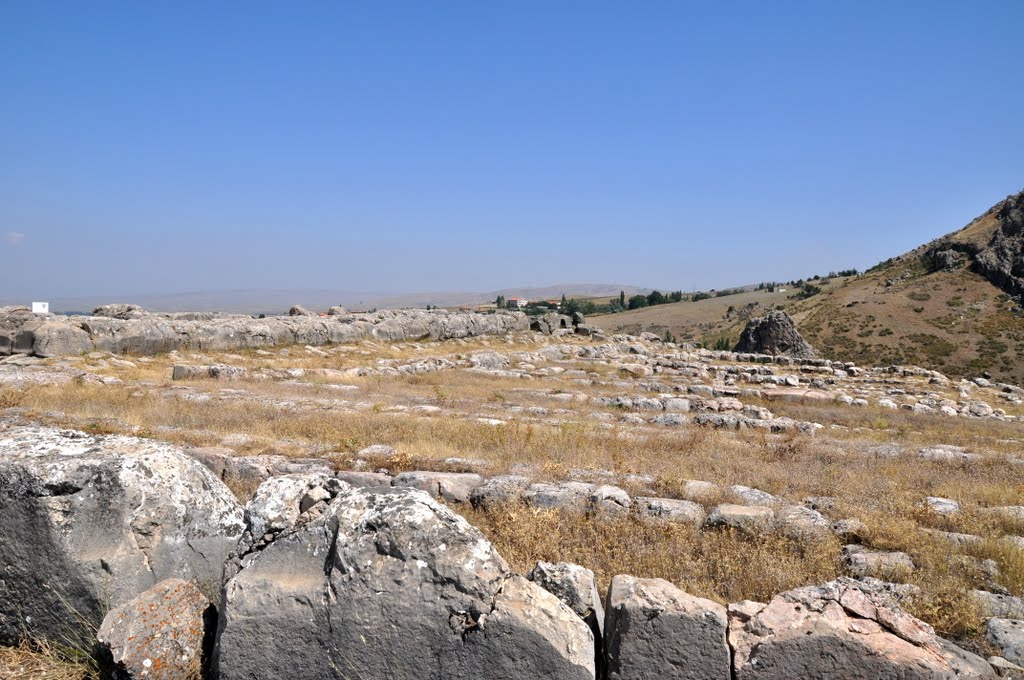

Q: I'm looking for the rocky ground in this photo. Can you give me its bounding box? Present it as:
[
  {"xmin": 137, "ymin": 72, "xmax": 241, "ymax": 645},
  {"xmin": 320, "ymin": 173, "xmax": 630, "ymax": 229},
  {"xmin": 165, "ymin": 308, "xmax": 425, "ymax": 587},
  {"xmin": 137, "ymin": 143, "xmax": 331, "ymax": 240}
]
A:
[{"xmin": 2, "ymin": 311, "xmax": 1024, "ymax": 678}]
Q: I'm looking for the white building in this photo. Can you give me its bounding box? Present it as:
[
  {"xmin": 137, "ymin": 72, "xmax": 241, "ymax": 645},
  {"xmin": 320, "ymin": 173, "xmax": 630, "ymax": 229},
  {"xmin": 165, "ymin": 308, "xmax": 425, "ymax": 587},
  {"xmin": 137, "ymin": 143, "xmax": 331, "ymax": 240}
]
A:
[
  {"xmin": 507, "ymin": 297, "xmax": 528, "ymax": 308},
  {"xmin": 31, "ymin": 301, "xmax": 49, "ymax": 314}
]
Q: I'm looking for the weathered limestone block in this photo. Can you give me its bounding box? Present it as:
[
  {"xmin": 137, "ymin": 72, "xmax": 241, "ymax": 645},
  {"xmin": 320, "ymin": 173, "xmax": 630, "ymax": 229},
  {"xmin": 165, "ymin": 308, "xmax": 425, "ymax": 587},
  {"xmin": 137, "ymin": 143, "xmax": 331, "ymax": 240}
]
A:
[
  {"xmin": 704, "ymin": 504, "xmax": 775, "ymax": 533},
  {"xmin": 214, "ymin": 486, "xmax": 595, "ymax": 679},
  {"xmin": 604, "ymin": 575, "xmax": 729, "ymax": 680},
  {"xmin": 392, "ymin": 471, "xmax": 484, "ymax": 503},
  {"xmin": 634, "ymin": 497, "xmax": 706, "ymax": 527},
  {"xmin": 0, "ymin": 426, "xmax": 243, "ymax": 647},
  {"xmin": 842, "ymin": 544, "xmax": 915, "ymax": 580},
  {"xmin": 470, "ymin": 475, "xmax": 532, "ymax": 509}
]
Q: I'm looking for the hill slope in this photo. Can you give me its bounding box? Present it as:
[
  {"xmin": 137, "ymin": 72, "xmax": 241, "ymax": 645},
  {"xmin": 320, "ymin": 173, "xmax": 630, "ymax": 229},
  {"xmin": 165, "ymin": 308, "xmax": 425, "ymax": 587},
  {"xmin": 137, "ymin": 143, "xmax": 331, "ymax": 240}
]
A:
[{"xmin": 592, "ymin": 188, "xmax": 1024, "ymax": 384}]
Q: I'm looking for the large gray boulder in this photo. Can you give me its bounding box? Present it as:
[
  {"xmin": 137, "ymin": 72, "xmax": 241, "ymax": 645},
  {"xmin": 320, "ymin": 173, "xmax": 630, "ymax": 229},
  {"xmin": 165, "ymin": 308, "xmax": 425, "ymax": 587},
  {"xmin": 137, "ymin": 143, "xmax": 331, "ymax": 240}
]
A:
[
  {"xmin": 728, "ymin": 578, "xmax": 994, "ymax": 679},
  {"xmin": 214, "ymin": 485, "xmax": 595, "ymax": 680},
  {"xmin": 0, "ymin": 425, "xmax": 244, "ymax": 647},
  {"xmin": 603, "ymin": 575, "xmax": 730, "ymax": 680},
  {"xmin": 733, "ymin": 311, "xmax": 817, "ymax": 358},
  {"xmin": 22, "ymin": 317, "xmax": 94, "ymax": 357}
]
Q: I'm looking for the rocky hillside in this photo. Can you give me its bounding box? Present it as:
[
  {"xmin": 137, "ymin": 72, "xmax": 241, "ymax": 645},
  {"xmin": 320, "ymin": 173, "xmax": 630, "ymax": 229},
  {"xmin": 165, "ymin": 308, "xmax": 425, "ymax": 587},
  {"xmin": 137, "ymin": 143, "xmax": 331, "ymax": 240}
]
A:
[
  {"xmin": 794, "ymin": 189, "xmax": 1024, "ymax": 383},
  {"xmin": 592, "ymin": 189, "xmax": 1024, "ymax": 384}
]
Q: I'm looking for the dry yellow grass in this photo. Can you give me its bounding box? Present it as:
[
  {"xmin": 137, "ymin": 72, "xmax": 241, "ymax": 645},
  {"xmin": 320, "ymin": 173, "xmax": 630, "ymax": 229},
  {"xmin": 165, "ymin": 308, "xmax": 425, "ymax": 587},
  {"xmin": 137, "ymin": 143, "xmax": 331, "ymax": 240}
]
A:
[
  {"xmin": 0, "ymin": 640, "xmax": 96, "ymax": 680},
  {"xmin": 462, "ymin": 506, "xmax": 842, "ymax": 605}
]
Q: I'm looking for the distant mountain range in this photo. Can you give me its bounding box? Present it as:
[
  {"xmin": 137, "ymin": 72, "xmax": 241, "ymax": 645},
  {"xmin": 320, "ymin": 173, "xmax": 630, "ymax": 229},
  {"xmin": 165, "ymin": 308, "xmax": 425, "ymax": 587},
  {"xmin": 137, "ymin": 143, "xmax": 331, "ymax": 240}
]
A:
[{"xmin": 2, "ymin": 283, "xmax": 650, "ymax": 315}]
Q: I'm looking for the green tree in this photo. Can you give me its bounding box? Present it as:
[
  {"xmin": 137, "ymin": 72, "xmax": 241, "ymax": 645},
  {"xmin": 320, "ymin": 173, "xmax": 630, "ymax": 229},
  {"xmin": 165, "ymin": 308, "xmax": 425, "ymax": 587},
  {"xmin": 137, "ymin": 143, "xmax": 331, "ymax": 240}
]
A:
[
  {"xmin": 669, "ymin": 290, "xmax": 683, "ymax": 302},
  {"xmin": 628, "ymin": 294, "xmax": 649, "ymax": 310},
  {"xmin": 647, "ymin": 290, "xmax": 665, "ymax": 306},
  {"xmin": 495, "ymin": 295, "xmax": 505, "ymax": 309},
  {"xmin": 619, "ymin": 290, "xmax": 626, "ymax": 307}
]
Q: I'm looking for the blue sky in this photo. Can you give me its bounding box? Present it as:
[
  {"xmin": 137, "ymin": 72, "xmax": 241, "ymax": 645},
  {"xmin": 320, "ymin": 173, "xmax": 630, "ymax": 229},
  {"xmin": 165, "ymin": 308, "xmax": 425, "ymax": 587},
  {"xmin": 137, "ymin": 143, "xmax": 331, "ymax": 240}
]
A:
[{"xmin": 2, "ymin": 2, "xmax": 1022, "ymax": 298}]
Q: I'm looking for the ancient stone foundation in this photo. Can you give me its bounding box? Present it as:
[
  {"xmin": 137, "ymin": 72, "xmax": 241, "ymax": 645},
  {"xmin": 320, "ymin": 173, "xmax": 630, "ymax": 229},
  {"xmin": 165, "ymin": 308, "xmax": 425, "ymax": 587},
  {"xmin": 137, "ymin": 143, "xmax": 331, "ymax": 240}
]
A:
[{"xmin": 1, "ymin": 423, "xmax": 1016, "ymax": 679}]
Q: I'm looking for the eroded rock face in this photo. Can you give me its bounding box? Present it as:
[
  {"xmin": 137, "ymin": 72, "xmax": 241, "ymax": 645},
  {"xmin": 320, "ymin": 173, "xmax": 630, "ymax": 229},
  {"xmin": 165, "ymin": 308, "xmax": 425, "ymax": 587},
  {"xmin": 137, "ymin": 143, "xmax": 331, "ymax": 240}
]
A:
[
  {"xmin": 972, "ymin": 191, "xmax": 1024, "ymax": 298},
  {"xmin": 0, "ymin": 425, "xmax": 244, "ymax": 647},
  {"xmin": 244, "ymin": 472, "xmax": 342, "ymax": 540},
  {"xmin": 727, "ymin": 578, "xmax": 993, "ymax": 679},
  {"xmin": 96, "ymin": 578, "xmax": 212, "ymax": 680},
  {"xmin": 733, "ymin": 311, "xmax": 817, "ymax": 359},
  {"xmin": 604, "ymin": 575, "xmax": 730, "ymax": 680},
  {"xmin": 214, "ymin": 485, "xmax": 595, "ymax": 680}
]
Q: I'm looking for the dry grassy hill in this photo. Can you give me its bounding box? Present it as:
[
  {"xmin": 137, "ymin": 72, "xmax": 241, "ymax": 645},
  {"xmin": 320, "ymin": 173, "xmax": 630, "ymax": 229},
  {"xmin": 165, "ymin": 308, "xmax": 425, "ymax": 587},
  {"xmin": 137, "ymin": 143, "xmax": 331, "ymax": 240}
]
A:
[
  {"xmin": 590, "ymin": 287, "xmax": 798, "ymax": 344},
  {"xmin": 592, "ymin": 188, "xmax": 1024, "ymax": 384}
]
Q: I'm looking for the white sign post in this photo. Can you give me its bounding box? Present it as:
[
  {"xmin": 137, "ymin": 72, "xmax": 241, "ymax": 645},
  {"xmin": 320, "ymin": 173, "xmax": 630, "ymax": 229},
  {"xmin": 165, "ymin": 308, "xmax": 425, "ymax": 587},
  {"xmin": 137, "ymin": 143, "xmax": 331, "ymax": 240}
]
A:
[{"xmin": 31, "ymin": 301, "xmax": 49, "ymax": 315}]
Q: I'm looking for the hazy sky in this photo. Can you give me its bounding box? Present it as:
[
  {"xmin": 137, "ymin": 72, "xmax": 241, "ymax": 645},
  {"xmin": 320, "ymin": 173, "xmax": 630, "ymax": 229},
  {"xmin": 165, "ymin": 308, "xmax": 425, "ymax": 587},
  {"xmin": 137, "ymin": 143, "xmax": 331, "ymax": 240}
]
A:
[{"xmin": 2, "ymin": 2, "xmax": 1022, "ymax": 298}]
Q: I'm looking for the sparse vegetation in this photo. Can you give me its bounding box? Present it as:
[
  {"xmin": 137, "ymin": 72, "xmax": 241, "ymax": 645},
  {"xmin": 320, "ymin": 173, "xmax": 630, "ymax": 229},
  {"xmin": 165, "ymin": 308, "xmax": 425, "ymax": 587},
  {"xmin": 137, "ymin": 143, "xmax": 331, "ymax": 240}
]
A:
[
  {"xmin": 789, "ymin": 282, "xmax": 822, "ymax": 300},
  {"xmin": 0, "ymin": 639, "xmax": 97, "ymax": 680}
]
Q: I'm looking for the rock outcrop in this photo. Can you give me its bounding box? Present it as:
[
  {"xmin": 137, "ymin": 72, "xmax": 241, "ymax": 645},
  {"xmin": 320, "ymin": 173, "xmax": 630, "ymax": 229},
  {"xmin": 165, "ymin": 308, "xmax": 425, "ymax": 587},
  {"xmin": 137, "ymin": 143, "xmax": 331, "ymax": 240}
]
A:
[
  {"xmin": 0, "ymin": 425, "xmax": 244, "ymax": 647},
  {"xmin": 733, "ymin": 311, "xmax": 817, "ymax": 358},
  {"xmin": 0, "ymin": 308, "xmax": 531, "ymax": 358},
  {"xmin": 214, "ymin": 485, "xmax": 596, "ymax": 680},
  {"xmin": 728, "ymin": 578, "xmax": 993, "ymax": 679},
  {"xmin": 971, "ymin": 191, "xmax": 1024, "ymax": 298},
  {"xmin": 532, "ymin": 312, "xmax": 574, "ymax": 335},
  {"xmin": 93, "ymin": 303, "xmax": 147, "ymax": 320}
]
